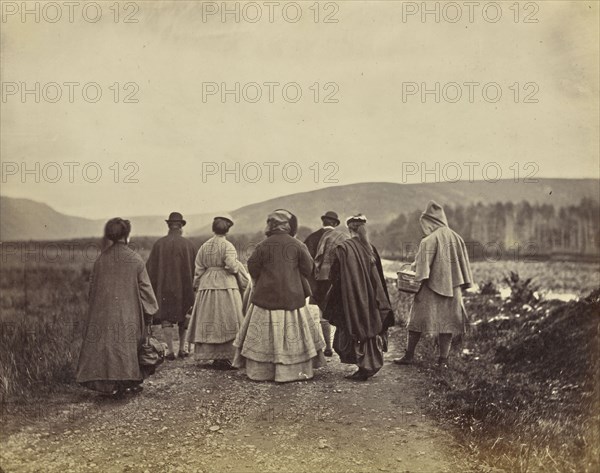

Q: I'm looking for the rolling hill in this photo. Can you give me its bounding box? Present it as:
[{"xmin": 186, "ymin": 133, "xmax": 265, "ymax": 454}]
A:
[
  {"xmin": 1, "ymin": 179, "xmax": 598, "ymax": 241},
  {"xmin": 191, "ymin": 178, "xmax": 600, "ymax": 235}
]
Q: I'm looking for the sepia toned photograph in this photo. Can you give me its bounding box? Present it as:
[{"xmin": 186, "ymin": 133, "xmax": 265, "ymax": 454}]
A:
[{"xmin": 0, "ymin": 1, "xmax": 598, "ymax": 472}]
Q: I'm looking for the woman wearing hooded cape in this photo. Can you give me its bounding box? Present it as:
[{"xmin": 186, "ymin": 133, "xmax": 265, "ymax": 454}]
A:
[
  {"xmin": 323, "ymin": 214, "xmax": 395, "ymax": 381},
  {"xmin": 395, "ymin": 200, "xmax": 473, "ymax": 368},
  {"xmin": 232, "ymin": 209, "xmax": 326, "ymax": 382}
]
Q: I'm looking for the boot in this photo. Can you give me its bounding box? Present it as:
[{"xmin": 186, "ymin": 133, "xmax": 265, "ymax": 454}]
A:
[
  {"xmin": 394, "ymin": 350, "xmax": 414, "ymax": 365},
  {"xmin": 394, "ymin": 330, "xmax": 421, "ymax": 365}
]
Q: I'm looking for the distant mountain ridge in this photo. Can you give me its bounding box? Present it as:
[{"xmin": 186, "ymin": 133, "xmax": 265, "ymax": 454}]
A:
[
  {"xmin": 1, "ymin": 179, "xmax": 598, "ymax": 241},
  {"xmin": 0, "ymin": 197, "xmax": 216, "ymax": 241}
]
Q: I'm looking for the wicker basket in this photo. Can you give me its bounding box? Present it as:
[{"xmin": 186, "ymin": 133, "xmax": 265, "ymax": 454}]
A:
[{"xmin": 397, "ymin": 264, "xmax": 421, "ymax": 294}]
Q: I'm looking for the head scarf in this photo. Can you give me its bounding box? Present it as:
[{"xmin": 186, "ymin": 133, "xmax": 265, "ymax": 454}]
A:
[
  {"xmin": 344, "ymin": 214, "xmax": 373, "ymax": 262},
  {"xmin": 345, "ymin": 214, "xmax": 368, "ymax": 226},
  {"xmin": 265, "ymin": 209, "xmax": 293, "ymax": 236}
]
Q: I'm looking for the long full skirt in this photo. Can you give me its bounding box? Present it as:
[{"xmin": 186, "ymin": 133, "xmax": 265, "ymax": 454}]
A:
[
  {"xmin": 187, "ymin": 288, "xmax": 244, "ymax": 360},
  {"xmin": 407, "ymin": 284, "xmax": 466, "ymax": 336},
  {"xmin": 233, "ymin": 303, "xmax": 326, "ymax": 382}
]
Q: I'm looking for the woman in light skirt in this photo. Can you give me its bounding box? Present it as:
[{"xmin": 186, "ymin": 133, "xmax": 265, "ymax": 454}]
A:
[
  {"xmin": 233, "ymin": 210, "xmax": 326, "ymax": 382},
  {"xmin": 187, "ymin": 215, "xmax": 245, "ymax": 370}
]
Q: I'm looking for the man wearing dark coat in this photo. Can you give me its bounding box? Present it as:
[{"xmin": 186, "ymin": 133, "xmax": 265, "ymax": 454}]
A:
[
  {"xmin": 303, "ymin": 211, "xmax": 341, "ymax": 357},
  {"xmin": 146, "ymin": 212, "xmax": 196, "ymax": 360}
]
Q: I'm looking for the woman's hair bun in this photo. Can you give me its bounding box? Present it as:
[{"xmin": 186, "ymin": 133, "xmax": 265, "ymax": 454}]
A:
[{"xmin": 104, "ymin": 218, "xmax": 131, "ymax": 243}]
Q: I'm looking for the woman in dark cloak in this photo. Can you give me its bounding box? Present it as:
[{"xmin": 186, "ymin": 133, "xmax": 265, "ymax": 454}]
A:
[{"xmin": 323, "ymin": 214, "xmax": 395, "ymax": 381}]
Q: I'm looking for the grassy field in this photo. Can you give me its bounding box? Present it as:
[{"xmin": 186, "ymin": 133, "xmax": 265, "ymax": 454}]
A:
[
  {"xmin": 1, "ymin": 241, "xmax": 599, "ymax": 472},
  {"xmin": 413, "ymin": 291, "xmax": 600, "ymax": 473},
  {"xmin": 384, "ymin": 259, "xmax": 600, "ymax": 297},
  {"xmin": 385, "ymin": 258, "xmax": 600, "ymax": 473}
]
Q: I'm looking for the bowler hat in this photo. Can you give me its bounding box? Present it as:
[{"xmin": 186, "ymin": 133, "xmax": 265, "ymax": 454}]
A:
[
  {"xmin": 214, "ymin": 214, "xmax": 234, "ymax": 227},
  {"xmin": 320, "ymin": 211, "xmax": 340, "ymax": 225},
  {"xmin": 166, "ymin": 212, "xmax": 187, "ymax": 226}
]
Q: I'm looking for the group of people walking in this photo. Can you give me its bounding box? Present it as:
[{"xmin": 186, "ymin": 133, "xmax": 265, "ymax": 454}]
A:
[{"xmin": 75, "ymin": 201, "xmax": 473, "ymax": 397}]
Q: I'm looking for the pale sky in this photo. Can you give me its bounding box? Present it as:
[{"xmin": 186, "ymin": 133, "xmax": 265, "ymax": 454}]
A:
[{"xmin": 1, "ymin": 0, "xmax": 598, "ymax": 219}]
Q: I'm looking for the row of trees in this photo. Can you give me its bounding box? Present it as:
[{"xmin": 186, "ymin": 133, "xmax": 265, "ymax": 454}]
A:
[
  {"xmin": 142, "ymin": 199, "xmax": 598, "ymax": 263},
  {"xmin": 370, "ymin": 199, "xmax": 600, "ymax": 260},
  {"xmin": 7, "ymin": 199, "xmax": 594, "ymax": 266}
]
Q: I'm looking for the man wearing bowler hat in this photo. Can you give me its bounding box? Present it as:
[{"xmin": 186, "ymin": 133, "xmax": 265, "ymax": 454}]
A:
[
  {"xmin": 147, "ymin": 212, "xmax": 196, "ymax": 360},
  {"xmin": 304, "ymin": 211, "xmax": 340, "ymax": 257},
  {"xmin": 304, "ymin": 211, "xmax": 343, "ymax": 357}
]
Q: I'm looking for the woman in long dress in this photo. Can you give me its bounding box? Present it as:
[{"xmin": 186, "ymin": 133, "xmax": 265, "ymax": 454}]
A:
[
  {"xmin": 186, "ymin": 215, "xmax": 246, "ymax": 369},
  {"xmin": 76, "ymin": 218, "xmax": 159, "ymax": 397},
  {"xmin": 394, "ymin": 200, "xmax": 473, "ymax": 368},
  {"xmin": 233, "ymin": 210, "xmax": 326, "ymax": 382},
  {"xmin": 323, "ymin": 214, "xmax": 395, "ymax": 381}
]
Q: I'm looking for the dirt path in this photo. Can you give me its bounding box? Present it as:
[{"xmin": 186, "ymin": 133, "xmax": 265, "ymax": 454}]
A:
[{"xmin": 1, "ymin": 326, "xmax": 468, "ymax": 473}]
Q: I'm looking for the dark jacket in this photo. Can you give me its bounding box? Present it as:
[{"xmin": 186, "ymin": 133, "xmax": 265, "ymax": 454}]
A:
[
  {"xmin": 146, "ymin": 229, "xmax": 196, "ymax": 323},
  {"xmin": 304, "ymin": 228, "xmax": 326, "ymax": 258},
  {"xmin": 303, "ymin": 227, "xmax": 327, "ymax": 304},
  {"xmin": 248, "ymin": 233, "xmax": 314, "ymax": 311}
]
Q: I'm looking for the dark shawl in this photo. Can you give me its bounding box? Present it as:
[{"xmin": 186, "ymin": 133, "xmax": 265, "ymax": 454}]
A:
[
  {"xmin": 314, "ymin": 227, "xmax": 350, "ymax": 280},
  {"xmin": 323, "ymin": 238, "xmax": 394, "ymax": 341}
]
